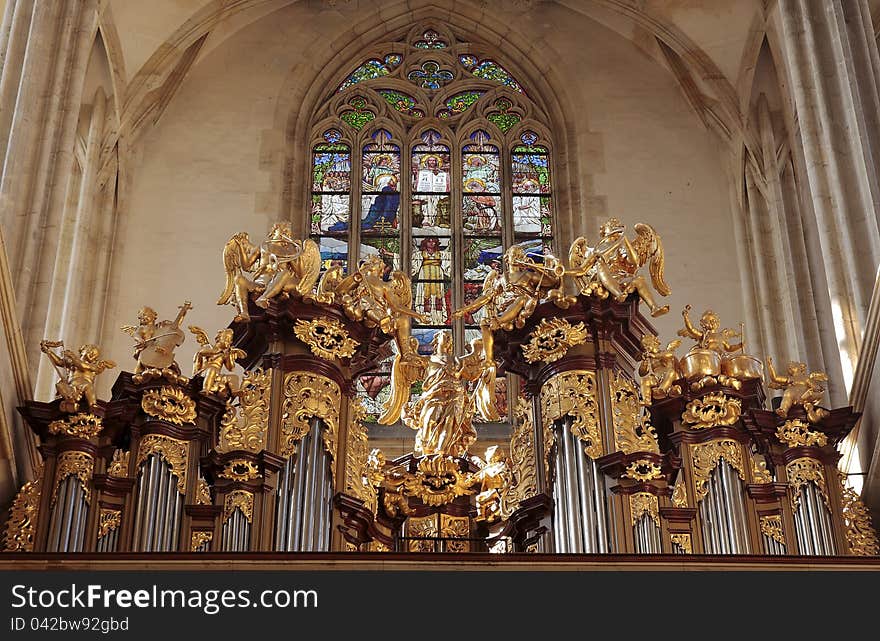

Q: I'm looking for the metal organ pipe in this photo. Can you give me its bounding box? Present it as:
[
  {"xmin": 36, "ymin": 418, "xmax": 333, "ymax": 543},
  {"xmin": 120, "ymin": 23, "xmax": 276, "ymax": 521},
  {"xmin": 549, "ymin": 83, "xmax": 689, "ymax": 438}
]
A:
[
  {"xmin": 46, "ymin": 476, "xmax": 88, "ymax": 552},
  {"xmin": 132, "ymin": 455, "xmax": 183, "ymax": 552}
]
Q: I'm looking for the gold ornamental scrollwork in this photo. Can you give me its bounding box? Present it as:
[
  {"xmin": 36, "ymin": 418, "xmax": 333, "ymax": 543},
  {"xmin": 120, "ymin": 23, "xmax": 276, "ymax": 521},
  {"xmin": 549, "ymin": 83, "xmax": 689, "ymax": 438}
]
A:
[
  {"xmin": 136, "ymin": 434, "xmax": 190, "ymax": 494},
  {"xmin": 345, "ymin": 399, "xmax": 377, "ymax": 514},
  {"xmin": 670, "ymin": 533, "xmax": 692, "ymax": 554},
  {"xmin": 2, "ymin": 478, "xmax": 42, "ymax": 552},
  {"xmin": 502, "ymin": 398, "xmax": 538, "ymax": 512},
  {"xmin": 218, "ymin": 459, "xmax": 260, "ymax": 482},
  {"xmin": 141, "ymin": 386, "xmax": 197, "ymax": 425},
  {"xmin": 521, "ymin": 317, "xmax": 588, "ymax": 364},
  {"xmin": 838, "ymin": 471, "xmax": 880, "ymax": 556},
  {"xmin": 97, "ymin": 509, "xmax": 122, "ymax": 539},
  {"xmin": 541, "ymin": 370, "xmax": 602, "ymax": 461},
  {"xmin": 625, "ymin": 460, "xmax": 662, "ymax": 482},
  {"xmin": 690, "ymin": 439, "xmax": 745, "ymax": 504},
  {"xmin": 217, "ymin": 368, "xmax": 271, "ymax": 453},
  {"xmin": 630, "ymin": 492, "xmax": 659, "ymax": 527},
  {"xmin": 294, "ymin": 317, "xmax": 359, "ymax": 360},
  {"xmin": 671, "ymin": 477, "xmax": 688, "ymax": 508},
  {"xmin": 681, "ymin": 392, "xmax": 742, "ymax": 430},
  {"xmin": 610, "ymin": 371, "xmax": 659, "ymax": 455},
  {"xmin": 751, "ymin": 453, "xmax": 773, "ymax": 484},
  {"xmin": 48, "ymin": 413, "xmax": 103, "ymax": 439},
  {"xmin": 191, "ymin": 531, "xmax": 213, "ymax": 552},
  {"xmin": 52, "ymin": 451, "xmax": 94, "ymax": 506},
  {"xmin": 403, "ymin": 455, "xmax": 475, "ymax": 506},
  {"xmin": 785, "ymin": 457, "xmax": 829, "ymax": 512},
  {"xmin": 407, "ymin": 515, "xmax": 437, "ymax": 552},
  {"xmin": 759, "ymin": 515, "xmax": 785, "ymax": 546},
  {"xmin": 196, "ymin": 477, "xmax": 212, "ymax": 505},
  {"xmin": 441, "ymin": 514, "xmax": 470, "ymax": 552},
  {"xmin": 280, "ymin": 373, "xmax": 341, "ymax": 480},
  {"xmin": 107, "ymin": 450, "xmax": 129, "ymax": 477},
  {"xmin": 223, "ymin": 490, "xmax": 254, "ymax": 524},
  {"xmin": 776, "ymin": 419, "xmax": 828, "ymax": 448}
]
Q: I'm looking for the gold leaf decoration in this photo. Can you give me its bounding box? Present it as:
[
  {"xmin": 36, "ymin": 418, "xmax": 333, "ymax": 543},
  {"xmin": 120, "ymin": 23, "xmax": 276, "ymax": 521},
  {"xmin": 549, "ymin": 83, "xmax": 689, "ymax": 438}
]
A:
[
  {"xmin": 521, "ymin": 317, "xmax": 588, "ymax": 364},
  {"xmin": 671, "ymin": 477, "xmax": 688, "ymax": 508},
  {"xmin": 280, "ymin": 372, "xmax": 341, "ymax": 482},
  {"xmin": 776, "ymin": 419, "xmax": 828, "ymax": 448},
  {"xmin": 345, "ymin": 398, "xmax": 377, "ymax": 514},
  {"xmin": 97, "ymin": 509, "xmax": 122, "ymax": 539},
  {"xmin": 191, "ymin": 530, "xmax": 213, "ymax": 552},
  {"xmin": 52, "ymin": 451, "xmax": 94, "ymax": 506},
  {"xmin": 502, "ymin": 398, "xmax": 538, "ymax": 514},
  {"xmin": 217, "ymin": 368, "xmax": 271, "ymax": 453},
  {"xmin": 141, "ymin": 386, "xmax": 197, "ymax": 425},
  {"xmin": 107, "ymin": 450, "xmax": 130, "ymax": 477},
  {"xmin": 294, "ymin": 317, "xmax": 359, "ymax": 360},
  {"xmin": 223, "ymin": 490, "xmax": 254, "ymax": 524},
  {"xmin": 48, "ymin": 413, "xmax": 103, "ymax": 439},
  {"xmin": 630, "ymin": 492, "xmax": 660, "ymax": 527},
  {"xmin": 681, "ymin": 392, "xmax": 741, "ymax": 429},
  {"xmin": 759, "ymin": 515, "xmax": 785, "ymax": 545},
  {"xmin": 541, "ymin": 370, "xmax": 602, "ymax": 461},
  {"xmin": 136, "ymin": 434, "xmax": 189, "ymax": 494},
  {"xmin": 402, "ymin": 455, "xmax": 475, "ymax": 506},
  {"xmin": 196, "ymin": 477, "xmax": 212, "ymax": 505},
  {"xmin": 3, "ymin": 478, "xmax": 42, "ymax": 552},
  {"xmin": 611, "ymin": 371, "xmax": 659, "ymax": 454},
  {"xmin": 751, "ymin": 453, "xmax": 773, "ymax": 484},
  {"xmin": 838, "ymin": 471, "xmax": 880, "ymax": 556},
  {"xmin": 218, "ymin": 459, "xmax": 260, "ymax": 482},
  {"xmin": 671, "ymin": 533, "xmax": 692, "ymax": 554},
  {"xmin": 625, "ymin": 459, "xmax": 662, "ymax": 482},
  {"xmin": 690, "ymin": 439, "xmax": 745, "ymax": 504},
  {"xmin": 785, "ymin": 457, "xmax": 830, "ymax": 512}
]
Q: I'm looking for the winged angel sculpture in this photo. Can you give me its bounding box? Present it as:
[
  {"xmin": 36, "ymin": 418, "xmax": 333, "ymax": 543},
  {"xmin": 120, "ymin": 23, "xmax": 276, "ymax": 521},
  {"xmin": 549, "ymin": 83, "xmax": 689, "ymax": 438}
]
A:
[
  {"xmin": 218, "ymin": 223, "xmax": 321, "ymax": 321},
  {"xmin": 378, "ymin": 330, "xmax": 499, "ymax": 458}
]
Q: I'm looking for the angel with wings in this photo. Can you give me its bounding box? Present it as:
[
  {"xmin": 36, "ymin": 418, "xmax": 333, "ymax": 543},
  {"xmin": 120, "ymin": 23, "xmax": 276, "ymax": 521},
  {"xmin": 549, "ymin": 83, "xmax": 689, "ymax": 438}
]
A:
[
  {"xmin": 378, "ymin": 331, "xmax": 499, "ymax": 458},
  {"xmin": 567, "ymin": 218, "xmax": 671, "ymax": 317},
  {"xmin": 189, "ymin": 326, "xmax": 246, "ymax": 396},
  {"xmin": 218, "ymin": 223, "xmax": 321, "ymax": 322}
]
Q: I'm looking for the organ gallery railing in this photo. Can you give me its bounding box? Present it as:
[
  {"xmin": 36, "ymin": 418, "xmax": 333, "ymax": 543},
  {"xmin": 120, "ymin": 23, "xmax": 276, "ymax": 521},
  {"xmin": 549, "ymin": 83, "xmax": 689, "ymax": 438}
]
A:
[{"xmin": 3, "ymin": 219, "xmax": 877, "ymax": 556}]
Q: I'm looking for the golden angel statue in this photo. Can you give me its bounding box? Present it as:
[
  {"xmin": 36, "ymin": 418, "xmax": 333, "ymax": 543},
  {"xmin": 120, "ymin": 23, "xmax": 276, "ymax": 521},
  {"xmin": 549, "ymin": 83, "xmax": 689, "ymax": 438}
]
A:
[
  {"xmin": 318, "ymin": 255, "xmax": 426, "ymax": 357},
  {"xmin": 568, "ymin": 218, "xmax": 670, "ymax": 317},
  {"xmin": 120, "ymin": 301, "xmax": 192, "ymax": 379},
  {"xmin": 470, "ymin": 445, "xmax": 511, "ymax": 523},
  {"xmin": 766, "ymin": 357, "xmax": 830, "ymax": 423},
  {"xmin": 378, "ymin": 331, "xmax": 499, "ymax": 458},
  {"xmin": 638, "ymin": 334, "xmax": 682, "ymax": 403},
  {"xmin": 189, "ymin": 326, "xmax": 246, "ymax": 396},
  {"xmin": 218, "ymin": 223, "xmax": 321, "ymax": 322},
  {"xmin": 40, "ymin": 340, "xmax": 116, "ymax": 413}
]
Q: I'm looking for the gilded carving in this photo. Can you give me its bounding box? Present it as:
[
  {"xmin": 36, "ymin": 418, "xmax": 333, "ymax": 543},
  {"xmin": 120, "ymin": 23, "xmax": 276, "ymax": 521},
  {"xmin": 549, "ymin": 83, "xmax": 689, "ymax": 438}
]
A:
[
  {"xmin": 630, "ymin": 492, "xmax": 660, "ymax": 527},
  {"xmin": 294, "ymin": 317, "xmax": 359, "ymax": 360},
  {"xmin": 107, "ymin": 450, "xmax": 129, "ymax": 477},
  {"xmin": 48, "ymin": 413, "xmax": 103, "ymax": 439},
  {"xmin": 402, "ymin": 455, "xmax": 475, "ymax": 506},
  {"xmin": 502, "ymin": 398, "xmax": 538, "ymax": 514},
  {"xmin": 280, "ymin": 373, "xmax": 340, "ymax": 472},
  {"xmin": 541, "ymin": 370, "xmax": 602, "ymax": 460},
  {"xmin": 766, "ymin": 357, "xmax": 830, "ymax": 423},
  {"xmin": 136, "ymin": 434, "xmax": 189, "ymax": 494},
  {"xmin": 189, "ymin": 327, "xmax": 246, "ymax": 396},
  {"xmin": 671, "ymin": 477, "xmax": 688, "ymax": 508},
  {"xmin": 141, "ymin": 386, "xmax": 197, "ymax": 425},
  {"xmin": 751, "ymin": 453, "xmax": 773, "ymax": 484},
  {"xmin": 345, "ymin": 399, "xmax": 377, "ymax": 514},
  {"xmin": 776, "ymin": 419, "xmax": 828, "ymax": 448},
  {"xmin": 191, "ymin": 531, "xmax": 213, "ymax": 552},
  {"xmin": 838, "ymin": 471, "xmax": 880, "ymax": 556},
  {"xmin": 217, "ymin": 368, "xmax": 271, "ymax": 453},
  {"xmin": 52, "ymin": 451, "xmax": 94, "ymax": 506},
  {"xmin": 440, "ymin": 514, "xmax": 470, "ymax": 552},
  {"xmin": 219, "ymin": 459, "xmax": 260, "ymax": 482},
  {"xmin": 785, "ymin": 457, "xmax": 829, "ymax": 512},
  {"xmin": 472, "ymin": 446, "xmax": 510, "ymax": 523},
  {"xmin": 121, "ymin": 301, "xmax": 192, "ymax": 381},
  {"xmin": 223, "ymin": 490, "xmax": 254, "ymax": 524},
  {"xmin": 625, "ymin": 460, "xmax": 662, "ymax": 482},
  {"xmin": 759, "ymin": 515, "xmax": 785, "ymax": 546},
  {"xmin": 681, "ymin": 392, "xmax": 741, "ymax": 430},
  {"xmin": 611, "ymin": 371, "xmax": 659, "ymax": 454},
  {"xmin": 407, "ymin": 515, "xmax": 437, "ymax": 552},
  {"xmin": 97, "ymin": 509, "xmax": 122, "ymax": 539},
  {"xmin": 670, "ymin": 533, "xmax": 692, "ymax": 554},
  {"xmin": 196, "ymin": 477, "xmax": 212, "ymax": 506},
  {"xmin": 3, "ymin": 478, "xmax": 42, "ymax": 552},
  {"xmin": 690, "ymin": 439, "xmax": 745, "ymax": 503},
  {"xmin": 521, "ymin": 317, "xmax": 588, "ymax": 364},
  {"xmin": 39, "ymin": 339, "xmax": 115, "ymax": 413}
]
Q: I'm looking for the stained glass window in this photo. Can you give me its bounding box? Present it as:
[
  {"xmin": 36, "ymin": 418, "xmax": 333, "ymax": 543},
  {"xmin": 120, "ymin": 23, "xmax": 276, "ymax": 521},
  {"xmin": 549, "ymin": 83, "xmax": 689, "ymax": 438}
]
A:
[{"xmin": 313, "ymin": 29, "xmax": 552, "ymax": 431}]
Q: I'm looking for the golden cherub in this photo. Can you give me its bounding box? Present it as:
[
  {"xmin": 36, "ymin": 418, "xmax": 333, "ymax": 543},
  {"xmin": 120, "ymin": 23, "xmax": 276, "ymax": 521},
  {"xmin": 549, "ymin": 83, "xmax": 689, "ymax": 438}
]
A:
[
  {"xmin": 677, "ymin": 305, "xmax": 743, "ymax": 389},
  {"xmin": 470, "ymin": 445, "xmax": 510, "ymax": 523},
  {"xmin": 189, "ymin": 327, "xmax": 246, "ymax": 396},
  {"xmin": 218, "ymin": 224, "xmax": 321, "ymax": 322},
  {"xmin": 766, "ymin": 357, "xmax": 830, "ymax": 423},
  {"xmin": 40, "ymin": 340, "xmax": 116, "ymax": 413},
  {"xmin": 120, "ymin": 301, "xmax": 192, "ymax": 378},
  {"xmin": 567, "ymin": 218, "xmax": 671, "ymax": 317},
  {"xmin": 638, "ymin": 334, "xmax": 682, "ymax": 403}
]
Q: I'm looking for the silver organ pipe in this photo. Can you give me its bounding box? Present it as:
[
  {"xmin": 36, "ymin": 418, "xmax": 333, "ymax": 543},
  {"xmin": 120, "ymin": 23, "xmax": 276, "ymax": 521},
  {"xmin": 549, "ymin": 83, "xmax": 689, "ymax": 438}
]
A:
[
  {"xmin": 633, "ymin": 514, "xmax": 661, "ymax": 554},
  {"xmin": 132, "ymin": 454, "xmax": 183, "ymax": 552},
  {"xmin": 793, "ymin": 483, "xmax": 836, "ymax": 555},
  {"xmin": 699, "ymin": 460, "xmax": 749, "ymax": 554},
  {"xmin": 46, "ymin": 476, "xmax": 88, "ymax": 552}
]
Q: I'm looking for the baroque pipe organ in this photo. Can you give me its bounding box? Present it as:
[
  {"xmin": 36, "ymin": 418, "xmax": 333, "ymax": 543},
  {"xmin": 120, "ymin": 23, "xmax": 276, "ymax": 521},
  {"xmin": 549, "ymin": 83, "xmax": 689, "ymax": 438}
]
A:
[{"xmin": 3, "ymin": 219, "xmax": 878, "ymax": 557}]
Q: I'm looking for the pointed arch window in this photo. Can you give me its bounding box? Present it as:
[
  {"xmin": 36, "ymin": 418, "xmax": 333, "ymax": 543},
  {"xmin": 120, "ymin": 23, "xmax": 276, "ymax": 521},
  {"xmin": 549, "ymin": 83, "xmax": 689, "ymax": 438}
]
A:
[{"xmin": 309, "ymin": 26, "xmax": 556, "ymax": 426}]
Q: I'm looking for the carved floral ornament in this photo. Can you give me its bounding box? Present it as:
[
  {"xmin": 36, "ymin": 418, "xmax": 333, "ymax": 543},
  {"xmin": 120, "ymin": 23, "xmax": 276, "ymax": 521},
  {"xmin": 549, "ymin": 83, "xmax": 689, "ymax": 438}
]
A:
[
  {"xmin": 838, "ymin": 471, "xmax": 880, "ymax": 556},
  {"xmin": 610, "ymin": 371, "xmax": 659, "ymax": 455},
  {"xmin": 625, "ymin": 460, "xmax": 662, "ymax": 482},
  {"xmin": 786, "ymin": 457, "xmax": 830, "ymax": 512},
  {"xmin": 223, "ymin": 490, "xmax": 254, "ymax": 524},
  {"xmin": 776, "ymin": 419, "xmax": 828, "ymax": 448},
  {"xmin": 294, "ymin": 317, "xmax": 359, "ymax": 360},
  {"xmin": 502, "ymin": 398, "xmax": 538, "ymax": 515},
  {"xmin": 681, "ymin": 392, "xmax": 742, "ymax": 430},
  {"xmin": 280, "ymin": 372, "xmax": 341, "ymax": 480},
  {"xmin": 97, "ymin": 509, "xmax": 122, "ymax": 539},
  {"xmin": 540, "ymin": 370, "xmax": 602, "ymax": 466},
  {"xmin": 670, "ymin": 533, "xmax": 692, "ymax": 553},
  {"xmin": 346, "ymin": 399, "xmax": 378, "ymax": 514},
  {"xmin": 3, "ymin": 477, "xmax": 42, "ymax": 552},
  {"xmin": 108, "ymin": 450, "xmax": 129, "ymax": 477},
  {"xmin": 135, "ymin": 434, "xmax": 190, "ymax": 494},
  {"xmin": 48, "ymin": 413, "xmax": 103, "ymax": 439},
  {"xmin": 52, "ymin": 451, "xmax": 94, "ymax": 506},
  {"xmin": 671, "ymin": 478, "xmax": 688, "ymax": 507},
  {"xmin": 690, "ymin": 439, "xmax": 745, "ymax": 504},
  {"xmin": 759, "ymin": 515, "xmax": 785, "ymax": 546},
  {"xmin": 219, "ymin": 459, "xmax": 261, "ymax": 482},
  {"xmin": 191, "ymin": 531, "xmax": 213, "ymax": 552},
  {"xmin": 217, "ymin": 368, "xmax": 271, "ymax": 454},
  {"xmin": 141, "ymin": 386, "xmax": 197, "ymax": 425},
  {"xmin": 521, "ymin": 318, "xmax": 588, "ymax": 364},
  {"xmin": 630, "ymin": 492, "xmax": 659, "ymax": 527}
]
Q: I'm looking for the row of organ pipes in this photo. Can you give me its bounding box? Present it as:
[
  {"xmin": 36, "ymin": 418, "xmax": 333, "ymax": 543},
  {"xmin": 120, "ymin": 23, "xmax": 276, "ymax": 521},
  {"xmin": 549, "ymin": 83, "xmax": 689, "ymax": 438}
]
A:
[{"xmin": 2, "ymin": 220, "xmax": 877, "ymax": 557}]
